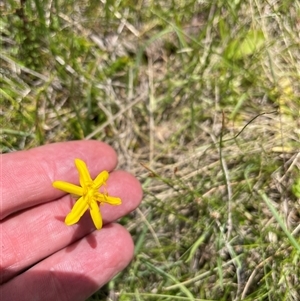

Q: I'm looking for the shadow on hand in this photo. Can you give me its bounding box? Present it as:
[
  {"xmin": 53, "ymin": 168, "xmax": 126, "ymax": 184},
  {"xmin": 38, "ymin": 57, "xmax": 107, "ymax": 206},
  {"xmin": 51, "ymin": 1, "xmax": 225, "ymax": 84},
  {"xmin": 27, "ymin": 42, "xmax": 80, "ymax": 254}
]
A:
[
  {"xmin": 54, "ymin": 196, "xmax": 99, "ymax": 252},
  {"xmin": 54, "ymin": 217, "xmax": 98, "ymax": 253},
  {"xmin": 0, "ymin": 268, "xmax": 101, "ymax": 301}
]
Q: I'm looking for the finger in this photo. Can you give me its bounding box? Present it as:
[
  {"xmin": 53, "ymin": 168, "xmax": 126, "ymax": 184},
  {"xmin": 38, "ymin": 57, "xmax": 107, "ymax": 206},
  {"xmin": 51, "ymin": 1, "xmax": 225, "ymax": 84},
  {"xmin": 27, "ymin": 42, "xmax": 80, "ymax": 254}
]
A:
[
  {"xmin": 0, "ymin": 140, "xmax": 118, "ymax": 220},
  {"xmin": 0, "ymin": 224, "xmax": 134, "ymax": 301},
  {"xmin": 1, "ymin": 170, "xmax": 142, "ymax": 284}
]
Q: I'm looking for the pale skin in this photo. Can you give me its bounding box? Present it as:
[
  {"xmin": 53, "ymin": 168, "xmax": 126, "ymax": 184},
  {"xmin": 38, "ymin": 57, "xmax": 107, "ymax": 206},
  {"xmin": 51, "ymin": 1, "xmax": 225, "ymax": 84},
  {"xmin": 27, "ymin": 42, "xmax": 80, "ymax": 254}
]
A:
[{"xmin": 0, "ymin": 141, "xmax": 143, "ymax": 301}]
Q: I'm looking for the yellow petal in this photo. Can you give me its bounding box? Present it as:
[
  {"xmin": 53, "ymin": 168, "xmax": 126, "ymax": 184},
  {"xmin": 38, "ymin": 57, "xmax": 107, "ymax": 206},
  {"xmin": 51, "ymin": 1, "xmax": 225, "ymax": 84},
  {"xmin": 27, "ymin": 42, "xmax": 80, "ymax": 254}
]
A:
[
  {"xmin": 65, "ymin": 197, "xmax": 88, "ymax": 225},
  {"xmin": 89, "ymin": 201, "xmax": 102, "ymax": 229},
  {"xmin": 95, "ymin": 193, "xmax": 122, "ymax": 205},
  {"xmin": 94, "ymin": 170, "xmax": 109, "ymax": 188},
  {"xmin": 53, "ymin": 181, "xmax": 83, "ymax": 196},
  {"xmin": 75, "ymin": 159, "xmax": 92, "ymax": 187},
  {"xmin": 104, "ymin": 195, "xmax": 122, "ymax": 205}
]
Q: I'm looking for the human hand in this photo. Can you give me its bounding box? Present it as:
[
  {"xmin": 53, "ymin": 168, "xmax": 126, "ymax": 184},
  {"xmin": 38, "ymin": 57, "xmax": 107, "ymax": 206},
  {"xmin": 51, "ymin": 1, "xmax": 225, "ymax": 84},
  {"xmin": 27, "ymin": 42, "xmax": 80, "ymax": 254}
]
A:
[{"xmin": 0, "ymin": 141, "xmax": 142, "ymax": 301}]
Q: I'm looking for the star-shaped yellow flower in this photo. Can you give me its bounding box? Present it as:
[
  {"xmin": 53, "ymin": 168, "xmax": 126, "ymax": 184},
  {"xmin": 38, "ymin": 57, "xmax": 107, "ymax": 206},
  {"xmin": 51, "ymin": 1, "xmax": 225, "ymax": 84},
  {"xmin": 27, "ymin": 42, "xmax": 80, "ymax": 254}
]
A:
[{"xmin": 53, "ymin": 159, "xmax": 121, "ymax": 229}]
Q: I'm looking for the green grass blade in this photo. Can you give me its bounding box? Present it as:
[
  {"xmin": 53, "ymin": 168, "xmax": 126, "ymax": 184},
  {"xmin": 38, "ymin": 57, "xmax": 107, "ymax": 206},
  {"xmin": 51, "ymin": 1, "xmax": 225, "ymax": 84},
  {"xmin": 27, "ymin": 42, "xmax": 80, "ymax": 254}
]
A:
[{"xmin": 260, "ymin": 192, "xmax": 300, "ymax": 254}]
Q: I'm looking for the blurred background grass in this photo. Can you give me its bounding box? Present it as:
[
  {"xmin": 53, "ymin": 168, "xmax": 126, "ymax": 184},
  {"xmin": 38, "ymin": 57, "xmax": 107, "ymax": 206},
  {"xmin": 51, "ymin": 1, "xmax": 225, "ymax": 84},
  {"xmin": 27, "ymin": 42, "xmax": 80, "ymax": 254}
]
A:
[{"xmin": 1, "ymin": 0, "xmax": 300, "ymax": 300}]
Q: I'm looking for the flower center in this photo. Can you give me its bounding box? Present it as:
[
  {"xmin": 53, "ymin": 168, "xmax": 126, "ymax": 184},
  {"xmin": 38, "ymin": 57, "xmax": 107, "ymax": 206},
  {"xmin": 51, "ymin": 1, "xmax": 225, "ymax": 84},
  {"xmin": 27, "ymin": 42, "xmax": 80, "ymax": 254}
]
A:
[{"xmin": 83, "ymin": 182, "xmax": 98, "ymax": 204}]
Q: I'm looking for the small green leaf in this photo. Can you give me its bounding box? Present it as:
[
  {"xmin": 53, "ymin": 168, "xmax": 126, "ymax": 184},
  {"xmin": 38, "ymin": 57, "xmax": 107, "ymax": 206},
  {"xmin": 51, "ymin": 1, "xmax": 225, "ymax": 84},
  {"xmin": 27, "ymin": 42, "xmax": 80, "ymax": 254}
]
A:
[{"xmin": 225, "ymin": 30, "xmax": 265, "ymax": 60}]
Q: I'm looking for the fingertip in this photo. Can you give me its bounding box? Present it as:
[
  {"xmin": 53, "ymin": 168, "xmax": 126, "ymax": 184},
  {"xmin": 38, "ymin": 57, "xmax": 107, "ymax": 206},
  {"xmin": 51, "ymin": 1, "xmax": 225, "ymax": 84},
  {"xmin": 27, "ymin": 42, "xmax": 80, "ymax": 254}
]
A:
[
  {"xmin": 99, "ymin": 170, "xmax": 143, "ymax": 224},
  {"xmin": 102, "ymin": 223, "xmax": 135, "ymax": 263}
]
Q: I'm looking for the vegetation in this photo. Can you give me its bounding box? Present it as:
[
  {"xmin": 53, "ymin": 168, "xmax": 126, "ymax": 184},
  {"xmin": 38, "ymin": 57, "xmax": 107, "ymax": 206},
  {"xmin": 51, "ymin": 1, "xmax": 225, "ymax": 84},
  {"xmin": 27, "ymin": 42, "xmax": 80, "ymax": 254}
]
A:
[{"xmin": 1, "ymin": 0, "xmax": 300, "ymax": 300}]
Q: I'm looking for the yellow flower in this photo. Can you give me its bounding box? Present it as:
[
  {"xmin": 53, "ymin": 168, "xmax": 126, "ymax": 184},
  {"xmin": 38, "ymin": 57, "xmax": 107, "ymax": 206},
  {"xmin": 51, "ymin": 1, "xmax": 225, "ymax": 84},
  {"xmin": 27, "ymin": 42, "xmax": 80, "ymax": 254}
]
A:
[{"xmin": 53, "ymin": 159, "xmax": 121, "ymax": 230}]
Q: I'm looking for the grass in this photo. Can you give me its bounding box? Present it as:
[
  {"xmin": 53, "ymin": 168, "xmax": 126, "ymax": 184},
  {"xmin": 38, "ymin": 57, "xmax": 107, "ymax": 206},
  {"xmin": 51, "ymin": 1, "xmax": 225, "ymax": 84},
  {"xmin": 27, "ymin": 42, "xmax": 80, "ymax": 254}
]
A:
[{"xmin": 1, "ymin": 0, "xmax": 300, "ymax": 300}]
